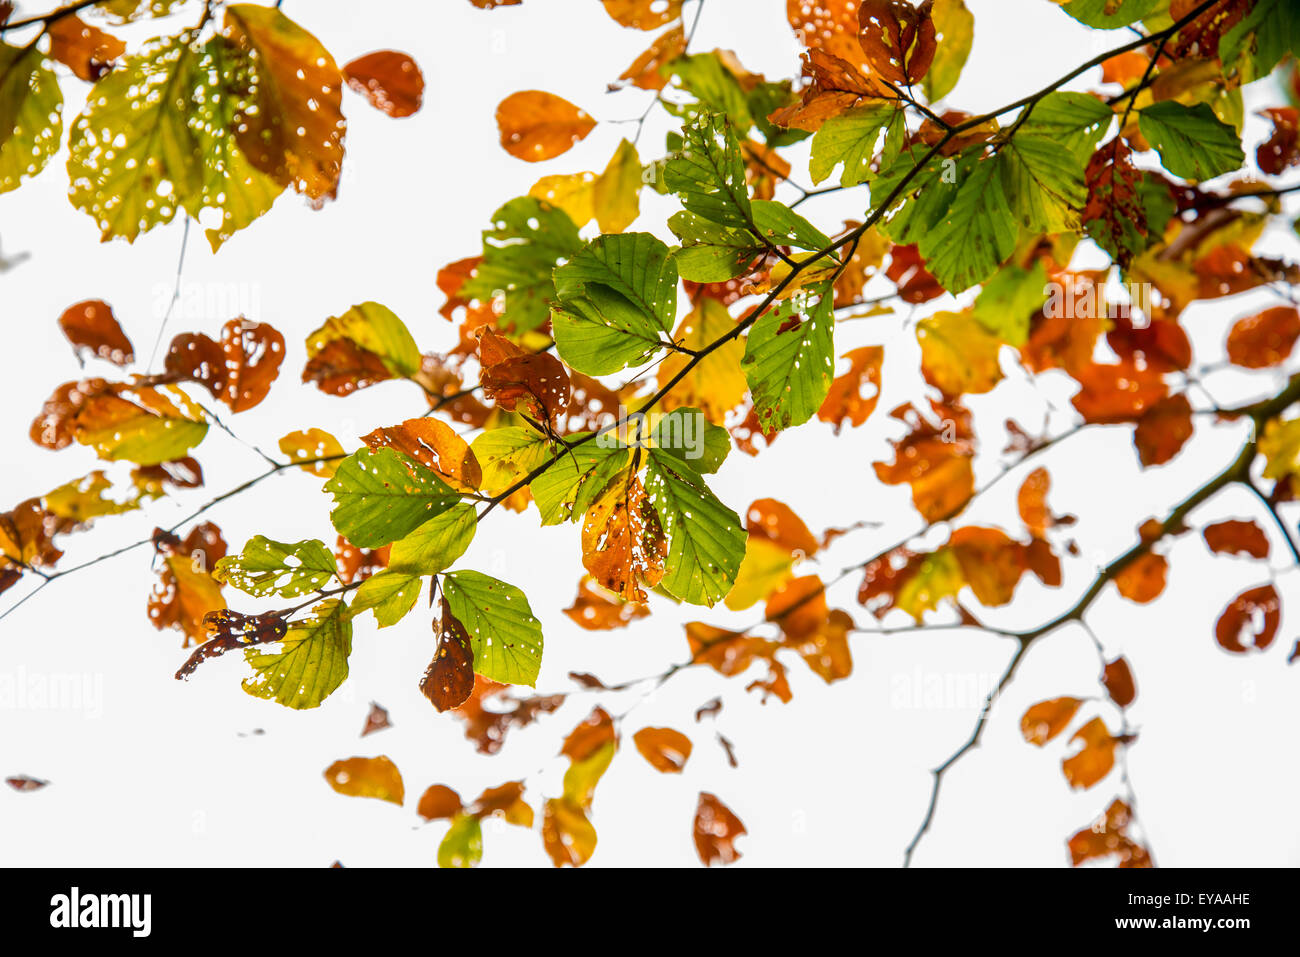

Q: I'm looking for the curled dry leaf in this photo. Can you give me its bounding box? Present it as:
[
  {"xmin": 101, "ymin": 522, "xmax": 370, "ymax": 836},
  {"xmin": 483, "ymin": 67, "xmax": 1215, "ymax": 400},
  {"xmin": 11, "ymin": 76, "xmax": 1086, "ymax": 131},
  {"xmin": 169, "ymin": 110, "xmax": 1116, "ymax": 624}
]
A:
[
  {"xmin": 323, "ymin": 755, "xmax": 405, "ymax": 805},
  {"xmin": 496, "ymin": 90, "xmax": 596, "ymax": 162},
  {"xmin": 1020, "ymin": 696, "xmax": 1082, "ymax": 746},
  {"xmin": 694, "ymin": 792, "xmax": 746, "ymax": 866},
  {"xmin": 343, "ymin": 51, "xmax": 424, "ymax": 118},
  {"xmin": 1202, "ymin": 519, "xmax": 1270, "ymax": 559},
  {"xmin": 1113, "ymin": 552, "xmax": 1168, "ymax": 604},
  {"xmin": 1214, "ymin": 583, "xmax": 1280, "ymax": 653},
  {"xmin": 632, "ymin": 726, "xmax": 693, "ymax": 773},
  {"xmin": 420, "ymin": 599, "xmax": 477, "ymax": 712},
  {"xmin": 58, "ymin": 300, "xmax": 133, "ymax": 366}
]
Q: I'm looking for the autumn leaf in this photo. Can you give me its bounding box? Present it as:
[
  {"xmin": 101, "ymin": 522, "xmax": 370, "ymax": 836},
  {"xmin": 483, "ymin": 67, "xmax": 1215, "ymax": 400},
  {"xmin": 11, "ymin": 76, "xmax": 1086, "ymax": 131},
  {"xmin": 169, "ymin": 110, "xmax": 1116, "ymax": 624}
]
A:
[
  {"xmin": 632, "ymin": 727, "xmax": 693, "ymax": 773},
  {"xmin": 58, "ymin": 300, "xmax": 133, "ymax": 366},
  {"xmin": 343, "ymin": 50, "xmax": 424, "ymax": 118},
  {"xmin": 694, "ymin": 792, "xmax": 746, "ymax": 866},
  {"xmin": 496, "ymin": 90, "xmax": 596, "ymax": 162},
  {"xmin": 324, "ymin": 755, "xmax": 404, "ymax": 805},
  {"xmin": 1021, "ymin": 697, "xmax": 1082, "ymax": 747}
]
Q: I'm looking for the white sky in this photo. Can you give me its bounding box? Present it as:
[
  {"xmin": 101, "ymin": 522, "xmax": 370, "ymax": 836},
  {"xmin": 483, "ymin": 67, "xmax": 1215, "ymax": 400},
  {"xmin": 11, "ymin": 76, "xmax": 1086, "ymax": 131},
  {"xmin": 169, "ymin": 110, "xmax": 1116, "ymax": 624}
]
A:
[{"xmin": 1, "ymin": 0, "xmax": 1298, "ymax": 868}]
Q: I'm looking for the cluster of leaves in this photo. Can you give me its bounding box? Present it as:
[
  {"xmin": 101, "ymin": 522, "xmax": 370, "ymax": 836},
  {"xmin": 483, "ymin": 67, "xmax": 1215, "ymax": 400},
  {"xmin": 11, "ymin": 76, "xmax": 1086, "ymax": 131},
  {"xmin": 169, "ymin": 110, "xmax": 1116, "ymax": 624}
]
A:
[{"xmin": 5, "ymin": 0, "xmax": 1300, "ymax": 866}]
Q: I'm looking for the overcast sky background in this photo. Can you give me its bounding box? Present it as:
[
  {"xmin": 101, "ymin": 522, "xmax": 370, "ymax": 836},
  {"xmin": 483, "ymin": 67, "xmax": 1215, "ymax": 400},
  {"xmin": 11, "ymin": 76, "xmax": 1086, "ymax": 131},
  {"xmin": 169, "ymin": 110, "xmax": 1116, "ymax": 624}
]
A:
[{"xmin": 1, "ymin": 0, "xmax": 1298, "ymax": 868}]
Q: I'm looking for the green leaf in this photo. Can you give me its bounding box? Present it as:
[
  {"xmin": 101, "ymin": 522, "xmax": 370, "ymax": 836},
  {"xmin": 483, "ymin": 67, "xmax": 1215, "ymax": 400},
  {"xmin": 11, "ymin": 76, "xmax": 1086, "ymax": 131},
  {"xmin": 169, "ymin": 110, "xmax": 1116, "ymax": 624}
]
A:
[
  {"xmin": 810, "ymin": 103, "xmax": 896, "ymax": 187},
  {"xmin": 471, "ymin": 427, "xmax": 554, "ymax": 494},
  {"xmin": 751, "ymin": 200, "xmax": 831, "ymax": 251},
  {"xmin": 0, "ymin": 43, "xmax": 62, "ymax": 195},
  {"xmin": 972, "ymin": 259, "xmax": 1048, "ymax": 346},
  {"xmin": 1220, "ymin": 0, "xmax": 1300, "ymax": 82},
  {"xmin": 922, "ymin": 0, "xmax": 974, "ymax": 101},
  {"xmin": 1138, "ymin": 100, "xmax": 1245, "ymax": 182},
  {"xmin": 437, "ymin": 813, "xmax": 484, "ymax": 868},
  {"xmin": 67, "ymin": 34, "xmax": 203, "ymax": 242},
  {"xmin": 461, "ymin": 197, "xmax": 583, "ymax": 333},
  {"xmin": 214, "ymin": 537, "xmax": 337, "ymax": 597},
  {"xmin": 441, "ymin": 570, "xmax": 544, "ymax": 686},
  {"xmin": 918, "ymin": 159, "xmax": 1018, "ymax": 292},
  {"xmin": 552, "ymin": 233, "xmax": 679, "ymax": 375},
  {"xmin": 664, "ymin": 112, "xmax": 753, "ymax": 230},
  {"xmin": 650, "ymin": 409, "xmax": 731, "ymax": 474},
  {"xmin": 353, "ymin": 505, "xmax": 478, "ymax": 628},
  {"xmin": 243, "ymin": 598, "xmax": 351, "ymax": 709},
  {"xmin": 998, "ymin": 135, "xmax": 1089, "ymax": 234},
  {"xmin": 643, "ymin": 451, "xmax": 746, "ymax": 607},
  {"xmin": 1058, "ymin": 0, "xmax": 1163, "ymax": 30},
  {"xmin": 325, "ymin": 447, "xmax": 460, "ymax": 549},
  {"xmin": 1017, "ymin": 92, "xmax": 1114, "ymax": 163},
  {"xmin": 742, "ymin": 284, "xmax": 835, "ymax": 433},
  {"xmin": 351, "ymin": 572, "xmax": 424, "ymax": 628},
  {"xmin": 668, "ymin": 211, "xmax": 763, "ymax": 282},
  {"xmin": 530, "ymin": 442, "xmax": 630, "ymax": 525}
]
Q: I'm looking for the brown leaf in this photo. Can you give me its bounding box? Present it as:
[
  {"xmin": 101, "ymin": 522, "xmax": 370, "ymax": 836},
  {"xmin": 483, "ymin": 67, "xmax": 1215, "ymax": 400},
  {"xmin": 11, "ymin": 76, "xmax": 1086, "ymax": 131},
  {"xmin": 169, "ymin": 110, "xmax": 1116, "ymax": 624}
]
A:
[
  {"xmin": 362, "ymin": 417, "xmax": 482, "ymax": 491},
  {"xmin": 1114, "ymin": 552, "xmax": 1168, "ymax": 604},
  {"xmin": 856, "ymin": 0, "xmax": 936, "ymax": 86},
  {"xmin": 632, "ymin": 727, "xmax": 693, "ymax": 773},
  {"xmin": 1133, "ymin": 393, "xmax": 1194, "ymax": 467},
  {"xmin": 1215, "ymin": 584, "xmax": 1280, "ymax": 653},
  {"xmin": 1226, "ymin": 306, "xmax": 1300, "ymax": 369},
  {"xmin": 420, "ymin": 599, "xmax": 476, "ymax": 712},
  {"xmin": 496, "ymin": 90, "xmax": 595, "ymax": 162},
  {"xmin": 174, "ymin": 609, "xmax": 286, "ymax": 679},
  {"xmin": 817, "ymin": 346, "xmax": 883, "ymax": 431},
  {"xmin": 361, "ymin": 702, "xmax": 392, "ymax": 737},
  {"xmin": 1103, "ymin": 656, "xmax": 1137, "ymax": 708},
  {"xmin": 416, "ymin": 784, "xmax": 463, "ymax": 821},
  {"xmin": 1061, "ymin": 717, "xmax": 1119, "ymax": 790},
  {"xmin": 1203, "ymin": 519, "xmax": 1270, "ymax": 559},
  {"xmin": 693, "ymin": 792, "xmax": 746, "ymax": 866},
  {"xmin": 47, "ymin": 15, "xmax": 124, "ymax": 81},
  {"xmin": 343, "ymin": 50, "xmax": 424, "ymax": 118},
  {"xmin": 323, "ymin": 755, "xmax": 404, "ymax": 804},
  {"xmin": 563, "ymin": 575, "xmax": 651, "ymax": 631},
  {"xmin": 1020, "ymin": 696, "xmax": 1082, "ymax": 746},
  {"xmin": 163, "ymin": 319, "xmax": 286, "ymax": 413},
  {"xmin": 58, "ymin": 300, "xmax": 133, "ymax": 366}
]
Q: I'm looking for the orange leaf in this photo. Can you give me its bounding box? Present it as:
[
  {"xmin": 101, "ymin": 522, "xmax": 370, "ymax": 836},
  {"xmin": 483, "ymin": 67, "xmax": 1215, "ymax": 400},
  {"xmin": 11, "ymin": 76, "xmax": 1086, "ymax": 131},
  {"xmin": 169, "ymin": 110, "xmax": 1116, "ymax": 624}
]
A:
[
  {"xmin": 1061, "ymin": 717, "xmax": 1118, "ymax": 790},
  {"xmin": 323, "ymin": 755, "xmax": 405, "ymax": 804},
  {"xmin": 1020, "ymin": 696, "xmax": 1082, "ymax": 746},
  {"xmin": 496, "ymin": 90, "xmax": 596, "ymax": 162},
  {"xmin": 1226, "ymin": 306, "xmax": 1300, "ymax": 369},
  {"xmin": 693, "ymin": 792, "xmax": 746, "ymax": 866},
  {"xmin": 343, "ymin": 50, "xmax": 425, "ymax": 117},
  {"xmin": 632, "ymin": 727, "xmax": 693, "ymax": 773}
]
